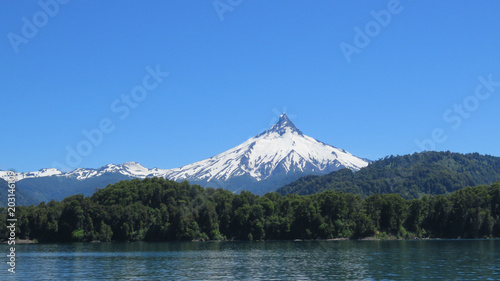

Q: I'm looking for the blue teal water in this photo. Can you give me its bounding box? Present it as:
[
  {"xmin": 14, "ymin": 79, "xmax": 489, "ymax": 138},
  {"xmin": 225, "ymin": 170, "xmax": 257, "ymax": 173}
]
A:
[{"xmin": 2, "ymin": 240, "xmax": 499, "ymax": 280}]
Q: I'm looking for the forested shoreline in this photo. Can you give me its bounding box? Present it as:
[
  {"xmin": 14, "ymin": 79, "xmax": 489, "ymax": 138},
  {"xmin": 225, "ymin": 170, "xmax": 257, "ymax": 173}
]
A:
[{"xmin": 1, "ymin": 178, "xmax": 500, "ymax": 243}]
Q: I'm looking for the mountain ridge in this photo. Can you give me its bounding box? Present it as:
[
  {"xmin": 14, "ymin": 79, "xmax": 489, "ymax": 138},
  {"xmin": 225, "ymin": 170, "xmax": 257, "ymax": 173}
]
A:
[
  {"xmin": 0, "ymin": 114, "xmax": 369, "ymax": 203},
  {"xmin": 277, "ymin": 151, "xmax": 500, "ymax": 199}
]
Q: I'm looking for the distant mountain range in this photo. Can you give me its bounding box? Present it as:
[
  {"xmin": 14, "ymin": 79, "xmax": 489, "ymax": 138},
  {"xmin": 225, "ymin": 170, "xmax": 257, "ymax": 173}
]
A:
[
  {"xmin": 0, "ymin": 114, "xmax": 370, "ymax": 205},
  {"xmin": 277, "ymin": 151, "xmax": 500, "ymax": 199}
]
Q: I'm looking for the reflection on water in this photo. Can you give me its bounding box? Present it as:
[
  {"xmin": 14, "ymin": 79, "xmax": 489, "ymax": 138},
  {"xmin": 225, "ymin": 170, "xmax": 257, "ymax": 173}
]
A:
[{"xmin": 1, "ymin": 240, "xmax": 499, "ymax": 280}]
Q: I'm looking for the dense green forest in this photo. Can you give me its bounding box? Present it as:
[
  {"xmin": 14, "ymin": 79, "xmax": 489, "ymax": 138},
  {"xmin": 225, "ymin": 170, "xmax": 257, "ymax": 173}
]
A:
[
  {"xmin": 2, "ymin": 177, "xmax": 500, "ymax": 242},
  {"xmin": 278, "ymin": 151, "xmax": 500, "ymax": 198}
]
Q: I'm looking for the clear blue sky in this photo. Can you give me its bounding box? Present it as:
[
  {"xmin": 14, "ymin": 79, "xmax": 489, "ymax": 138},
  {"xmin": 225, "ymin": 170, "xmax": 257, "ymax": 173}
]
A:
[{"xmin": 2, "ymin": 1, "xmax": 500, "ymax": 172}]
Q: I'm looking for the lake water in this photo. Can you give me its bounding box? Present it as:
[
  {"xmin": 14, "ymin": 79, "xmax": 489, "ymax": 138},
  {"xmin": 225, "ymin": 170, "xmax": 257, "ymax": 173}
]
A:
[{"xmin": 2, "ymin": 240, "xmax": 499, "ymax": 280}]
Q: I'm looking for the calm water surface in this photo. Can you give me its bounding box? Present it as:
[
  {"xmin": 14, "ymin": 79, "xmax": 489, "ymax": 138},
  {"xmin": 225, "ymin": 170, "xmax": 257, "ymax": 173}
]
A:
[{"xmin": 2, "ymin": 240, "xmax": 499, "ymax": 280}]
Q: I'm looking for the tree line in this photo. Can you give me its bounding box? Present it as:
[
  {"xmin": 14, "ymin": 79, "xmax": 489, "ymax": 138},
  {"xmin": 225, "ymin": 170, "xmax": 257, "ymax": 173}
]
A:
[
  {"xmin": 1, "ymin": 178, "xmax": 499, "ymax": 242},
  {"xmin": 278, "ymin": 151, "xmax": 500, "ymax": 198}
]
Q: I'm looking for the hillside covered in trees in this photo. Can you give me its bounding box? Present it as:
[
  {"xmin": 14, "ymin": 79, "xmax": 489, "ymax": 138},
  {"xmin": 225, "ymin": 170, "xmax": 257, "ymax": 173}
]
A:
[
  {"xmin": 2, "ymin": 177, "xmax": 500, "ymax": 242},
  {"xmin": 277, "ymin": 151, "xmax": 500, "ymax": 198},
  {"xmin": 0, "ymin": 179, "xmax": 39, "ymax": 207}
]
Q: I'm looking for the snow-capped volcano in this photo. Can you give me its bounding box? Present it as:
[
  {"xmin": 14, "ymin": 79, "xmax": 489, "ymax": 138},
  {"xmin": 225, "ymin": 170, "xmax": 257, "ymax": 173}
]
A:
[
  {"xmin": 0, "ymin": 113, "xmax": 370, "ymax": 201},
  {"xmin": 162, "ymin": 114, "xmax": 369, "ymax": 192}
]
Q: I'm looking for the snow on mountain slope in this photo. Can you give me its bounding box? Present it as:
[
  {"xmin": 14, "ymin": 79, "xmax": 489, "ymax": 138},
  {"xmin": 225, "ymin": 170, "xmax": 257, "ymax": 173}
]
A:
[
  {"xmin": 64, "ymin": 162, "xmax": 168, "ymax": 180},
  {"xmin": 162, "ymin": 114, "xmax": 369, "ymax": 183},
  {"xmin": 0, "ymin": 114, "xmax": 369, "ymax": 196},
  {"xmin": 0, "ymin": 162, "xmax": 169, "ymax": 181},
  {"xmin": 0, "ymin": 168, "xmax": 63, "ymax": 181}
]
